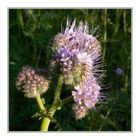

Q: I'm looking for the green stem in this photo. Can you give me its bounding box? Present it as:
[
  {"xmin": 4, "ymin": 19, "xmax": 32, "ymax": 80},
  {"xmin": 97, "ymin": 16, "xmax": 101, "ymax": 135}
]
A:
[
  {"xmin": 35, "ymin": 89, "xmax": 49, "ymax": 131},
  {"xmin": 36, "ymin": 91, "xmax": 45, "ymax": 111},
  {"xmin": 123, "ymin": 10, "xmax": 127, "ymax": 35},
  {"xmin": 40, "ymin": 117, "xmax": 51, "ymax": 131},
  {"xmin": 61, "ymin": 96, "xmax": 73, "ymax": 106},
  {"xmin": 40, "ymin": 74, "xmax": 64, "ymax": 131},
  {"xmin": 41, "ymin": 96, "xmax": 73, "ymax": 131},
  {"xmin": 98, "ymin": 107, "xmax": 112, "ymax": 131},
  {"xmin": 48, "ymin": 96, "xmax": 73, "ymax": 112},
  {"xmin": 103, "ymin": 9, "xmax": 107, "ymax": 62},
  {"xmin": 53, "ymin": 74, "xmax": 64, "ymax": 104},
  {"xmin": 17, "ymin": 10, "xmax": 24, "ymax": 31}
]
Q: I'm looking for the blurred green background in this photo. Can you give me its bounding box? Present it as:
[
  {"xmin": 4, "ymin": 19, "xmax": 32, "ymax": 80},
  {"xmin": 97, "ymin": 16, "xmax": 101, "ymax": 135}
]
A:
[{"xmin": 9, "ymin": 9, "xmax": 131, "ymax": 131}]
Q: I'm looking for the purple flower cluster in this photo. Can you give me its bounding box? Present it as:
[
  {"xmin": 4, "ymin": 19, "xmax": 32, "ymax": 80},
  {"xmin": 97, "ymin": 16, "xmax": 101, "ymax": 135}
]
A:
[
  {"xmin": 72, "ymin": 76, "xmax": 101, "ymax": 119},
  {"xmin": 72, "ymin": 76, "xmax": 100, "ymax": 109},
  {"xmin": 52, "ymin": 20, "xmax": 103, "ymax": 119}
]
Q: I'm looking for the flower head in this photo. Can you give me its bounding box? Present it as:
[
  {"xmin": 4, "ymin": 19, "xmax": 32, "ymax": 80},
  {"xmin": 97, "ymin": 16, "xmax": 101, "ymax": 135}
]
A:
[
  {"xmin": 53, "ymin": 20, "xmax": 101, "ymax": 56},
  {"xmin": 72, "ymin": 76, "xmax": 101, "ymax": 107},
  {"xmin": 52, "ymin": 20, "xmax": 102, "ymax": 86},
  {"xmin": 16, "ymin": 66, "xmax": 50, "ymax": 98},
  {"xmin": 51, "ymin": 19, "xmax": 104, "ymax": 119},
  {"xmin": 72, "ymin": 76, "xmax": 101, "ymax": 119}
]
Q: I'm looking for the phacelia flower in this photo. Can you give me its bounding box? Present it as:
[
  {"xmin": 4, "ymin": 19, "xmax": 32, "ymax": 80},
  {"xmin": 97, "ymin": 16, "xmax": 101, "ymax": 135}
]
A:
[
  {"xmin": 51, "ymin": 19, "xmax": 104, "ymax": 119},
  {"xmin": 72, "ymin": 76, "xmax": 101, "ymax": 119},
  {"xmin": 16, "ymin": 66, "xmax": 50, "ymax": 98},
  {"xmin": 51, "ymin": 20, "xmax": 102, "ymax": 87}
]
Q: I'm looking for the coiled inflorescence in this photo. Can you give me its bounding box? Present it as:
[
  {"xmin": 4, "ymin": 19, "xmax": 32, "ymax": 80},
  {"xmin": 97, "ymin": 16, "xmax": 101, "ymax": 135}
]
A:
[
  {"xmin": 16, "ymin": 66, "xmax": 50, "ymax": 98},
  {"xmin": 51, "ymin": 19, "xmax": 104, "ymax": 119}
]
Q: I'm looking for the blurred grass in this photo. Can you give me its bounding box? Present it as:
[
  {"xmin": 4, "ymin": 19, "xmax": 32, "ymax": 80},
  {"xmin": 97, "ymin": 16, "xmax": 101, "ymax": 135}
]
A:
[{"xmin": 9, "ymin": 9, "xmax": 131, "ymax": 131}]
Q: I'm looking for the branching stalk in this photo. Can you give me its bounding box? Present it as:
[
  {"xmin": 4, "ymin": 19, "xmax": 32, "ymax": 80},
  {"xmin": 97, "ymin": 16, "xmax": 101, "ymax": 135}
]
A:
[{"xmin": 40, "ymin": 74, "xmax": 64, "ymax": 131}]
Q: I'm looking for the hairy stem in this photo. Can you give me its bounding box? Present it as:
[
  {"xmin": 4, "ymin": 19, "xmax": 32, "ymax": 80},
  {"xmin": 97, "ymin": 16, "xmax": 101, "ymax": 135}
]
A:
[
  {"xmin": 40, "ymin": 117, "xmax": 52, "ymax": 131},
  {"xmin": 53, "ymin": 74, "xmax": 64, "ymax": 104},
  {"xmin": 35, "ymin": 89, "xmax": 49, "ymax": 131},
  {"xmin": 49, "ymin": 96, "xmax": 73, "ymax": 112},
  {"xmin": 36, "ymin": 91, "xmax": 45, "ymax": 111},
  {"xmin": 40, "ymin": 74, "xmax": 64, "ymax": 131}
]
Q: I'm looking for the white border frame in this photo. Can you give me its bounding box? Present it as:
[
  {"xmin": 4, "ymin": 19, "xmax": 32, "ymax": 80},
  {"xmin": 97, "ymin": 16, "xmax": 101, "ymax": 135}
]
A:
[{"xmin": 0, "ymin": 0, "xmax": 140, "ymax": 140}]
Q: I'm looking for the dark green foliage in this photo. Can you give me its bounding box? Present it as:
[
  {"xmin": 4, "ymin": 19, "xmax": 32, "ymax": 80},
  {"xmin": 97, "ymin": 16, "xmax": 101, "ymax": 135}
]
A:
[{"xmin": 9, "ymin": 9, "xmax": 131, "ymax": 131}]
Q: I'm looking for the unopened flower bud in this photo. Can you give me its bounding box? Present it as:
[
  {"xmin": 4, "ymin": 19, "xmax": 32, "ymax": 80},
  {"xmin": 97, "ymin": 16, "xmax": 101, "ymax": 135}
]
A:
[
  {"xmin": 16, "ymin": 66, "xmax": 50, "ymax": 98},
  {"xmin": 73, "ymin": 104, "xmax": 88, "ymax": 120},
  {"xmin": 52, "ymin": 33, "xmax": 67, "ymax": 52}
]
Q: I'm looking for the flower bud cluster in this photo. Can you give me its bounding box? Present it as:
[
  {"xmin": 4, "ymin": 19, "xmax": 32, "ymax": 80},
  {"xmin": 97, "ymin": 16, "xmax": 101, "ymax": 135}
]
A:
[{"xmin": 16, "ymin": 66, "xmax": 50, "ymax": 98}]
